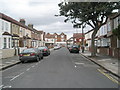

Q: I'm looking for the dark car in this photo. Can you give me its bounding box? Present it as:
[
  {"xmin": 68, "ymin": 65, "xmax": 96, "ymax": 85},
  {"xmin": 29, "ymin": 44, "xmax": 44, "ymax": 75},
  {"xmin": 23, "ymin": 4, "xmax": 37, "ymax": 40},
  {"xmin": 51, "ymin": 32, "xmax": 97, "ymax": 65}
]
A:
[
  {"xmin": 19, "ymin": 48, "xmax": 43, "ymax": 63},
  {"xmin": 38, "ymin": 46, "xmax": 50, "ymax": 56},
  {"xmin": 69, "ymin": 45, "xmax": 80, "ymax": 53}
]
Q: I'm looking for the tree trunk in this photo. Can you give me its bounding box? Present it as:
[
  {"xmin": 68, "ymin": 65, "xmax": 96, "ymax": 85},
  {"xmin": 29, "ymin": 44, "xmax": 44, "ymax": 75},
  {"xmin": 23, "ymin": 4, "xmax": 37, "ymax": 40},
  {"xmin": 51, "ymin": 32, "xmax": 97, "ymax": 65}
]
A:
[{"xmin": 91, "ymin": 29, "xmax": 99, "ymax": 57}]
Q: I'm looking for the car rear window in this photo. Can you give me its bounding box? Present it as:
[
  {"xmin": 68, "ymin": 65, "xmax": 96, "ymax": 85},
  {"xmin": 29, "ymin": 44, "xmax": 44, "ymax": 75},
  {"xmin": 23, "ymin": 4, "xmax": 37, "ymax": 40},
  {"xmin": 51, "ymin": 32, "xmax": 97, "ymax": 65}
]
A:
[
  {"xmin": 72, "ymin": 45, "xmax": 78, "ymax": 48},
  {"xmin": 22, "ymin": 48, "xmax": 35, "ymax": 53},
  {"xmin": 38, "ymin": 47, "xmax": 47, "ymax": 49}
]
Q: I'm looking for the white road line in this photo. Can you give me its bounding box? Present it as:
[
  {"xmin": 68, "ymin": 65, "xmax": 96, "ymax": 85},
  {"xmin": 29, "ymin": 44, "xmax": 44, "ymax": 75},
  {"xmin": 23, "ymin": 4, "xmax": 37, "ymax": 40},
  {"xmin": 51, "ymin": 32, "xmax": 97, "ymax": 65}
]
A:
[
  {"xmin": 2, "ymin": 85, "xmax": 12, "ymax": 88},
  {"xmin": 10, "ymin": 72, "xmax": 24, "ymax": 81},
  {"xmin": 26, "ymin": 68, "xmax": 31, "ymax": 71},
  {"xmin": 98, "ymin": 59, "xmax": 111, "ymax": 61},
  {"xmin": 75, "ymin": 62, "xmax": 84, "ymax": 65},
  {"xmin": 0, "ymin": 85, "xmax": 4, "ymax": 88},
  {"xmin": 32, "ymin": 65, "xmax": 35, "ymax": 68}
]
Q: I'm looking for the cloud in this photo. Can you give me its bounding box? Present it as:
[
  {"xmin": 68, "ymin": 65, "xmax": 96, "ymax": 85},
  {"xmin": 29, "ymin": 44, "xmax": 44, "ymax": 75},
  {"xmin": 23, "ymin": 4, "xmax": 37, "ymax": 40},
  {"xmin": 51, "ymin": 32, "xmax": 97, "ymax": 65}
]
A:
[{"xmin": 0, "ymin": 0, "xmax": 92, "ymax": 39}]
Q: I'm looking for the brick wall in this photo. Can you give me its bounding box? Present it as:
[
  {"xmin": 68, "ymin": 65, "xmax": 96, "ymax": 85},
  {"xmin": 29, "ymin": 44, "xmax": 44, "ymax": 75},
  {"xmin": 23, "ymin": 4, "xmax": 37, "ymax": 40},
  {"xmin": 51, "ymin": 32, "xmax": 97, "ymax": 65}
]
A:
[
  {"xmin": 97, "ymin": 47, "xmax": 109, "ymax": 55},
  {"xmin": 2, "ymin": 49, "xmax": 15, "ymax": 59}
]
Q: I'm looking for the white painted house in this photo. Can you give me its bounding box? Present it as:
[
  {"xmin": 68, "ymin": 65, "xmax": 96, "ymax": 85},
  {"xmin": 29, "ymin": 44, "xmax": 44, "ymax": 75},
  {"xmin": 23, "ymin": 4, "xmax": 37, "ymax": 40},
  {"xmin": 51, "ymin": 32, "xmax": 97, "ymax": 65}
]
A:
[
  {"xmin": 0, "ymin": 15, "xmax": 15, "ymax": 58},
  {"xmin": 0, "ymin": 18, "xmax": 12, "ymax": 49}
]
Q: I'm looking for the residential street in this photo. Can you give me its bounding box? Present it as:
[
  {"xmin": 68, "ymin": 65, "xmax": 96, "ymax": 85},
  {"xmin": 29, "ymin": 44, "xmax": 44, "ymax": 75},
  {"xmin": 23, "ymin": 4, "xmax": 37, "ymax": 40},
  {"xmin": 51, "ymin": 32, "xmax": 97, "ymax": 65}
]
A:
[{"xmin": 1, "ymin": 47, "xmax": 119, "ymax": 88}]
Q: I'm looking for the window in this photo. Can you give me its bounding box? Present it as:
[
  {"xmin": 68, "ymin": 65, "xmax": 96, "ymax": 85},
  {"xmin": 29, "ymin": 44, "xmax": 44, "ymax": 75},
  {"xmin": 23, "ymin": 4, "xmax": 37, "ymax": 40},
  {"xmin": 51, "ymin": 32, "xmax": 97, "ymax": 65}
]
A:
[
  {"xmin": 118, "ymin": 16, "xmax": 120, "ymax": 25},
  {"xmin": 5, "ymin": 23, "xmax": 8, "ymax": 31},
  {"xmin": 3, "ymin": 38, "xmax": 7, "ymax": 49},
  {"xmin": 9, "ymin": 38, "xmax": 11, "ymax": 48},
  {"xmin": 55, "ymin": 35, "xmax": 57, "ymax": 38},
  {"xmin": 12, "ymin": 40, "xmax": 15, "ymax": 48},
  {"xmin": 61, "ymin": 35, "xmax": 64, "ymax": 38},
  {"xmin": 2, "ymin": 21, "xmax": 4, "ymax": 31},
  {"xmin": 107, "ymin": 22, "xmax": 111, "ymax": 32}
]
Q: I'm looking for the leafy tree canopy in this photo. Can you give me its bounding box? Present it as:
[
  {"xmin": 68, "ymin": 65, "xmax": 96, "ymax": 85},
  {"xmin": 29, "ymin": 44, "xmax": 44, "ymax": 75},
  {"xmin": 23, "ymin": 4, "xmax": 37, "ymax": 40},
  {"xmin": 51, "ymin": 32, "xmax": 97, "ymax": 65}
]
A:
[{"xmin": 58, "ymin": 2, "xmax": 120, "ymax": 29}]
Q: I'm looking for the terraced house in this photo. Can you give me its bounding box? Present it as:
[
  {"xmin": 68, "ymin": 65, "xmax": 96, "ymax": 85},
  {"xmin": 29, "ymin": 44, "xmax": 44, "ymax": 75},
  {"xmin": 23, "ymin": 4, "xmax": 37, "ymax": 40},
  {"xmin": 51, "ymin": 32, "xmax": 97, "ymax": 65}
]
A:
[
  {"xmin": 0, "ymin": 13, "xmax": 12, "ymax": 59},
  {"xmin": 45, "ymin": 32, "xmax": 67, "ymax": 48},
  {"xmin": 85, "ymin": 13, "xmax": 120, "ymax": 58},
  {"xmin": 0, "ymin": 13, "xmax": 45, "ymax": 59}
]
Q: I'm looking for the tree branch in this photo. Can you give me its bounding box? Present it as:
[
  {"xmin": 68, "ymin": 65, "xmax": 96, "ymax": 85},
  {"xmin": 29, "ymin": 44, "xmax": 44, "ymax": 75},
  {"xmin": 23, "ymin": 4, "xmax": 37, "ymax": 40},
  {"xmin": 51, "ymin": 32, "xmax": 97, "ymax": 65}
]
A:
[{"xmin": 86, "ymin": 21, "xmax": 95, "ymax": 29}]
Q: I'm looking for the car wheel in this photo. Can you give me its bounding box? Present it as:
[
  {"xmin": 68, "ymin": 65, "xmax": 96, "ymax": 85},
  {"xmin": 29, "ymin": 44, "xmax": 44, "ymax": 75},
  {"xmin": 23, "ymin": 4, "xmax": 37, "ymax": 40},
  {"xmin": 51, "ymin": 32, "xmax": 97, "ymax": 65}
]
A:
[
  {"xmin": 41, "ymin": 56, "xmax": 43, "ymax": 59},
  {"xmin": 36, "ymin": 56, "xmax": 40, "ymax": 62},
  {"xmin": 21, "ymin": 61, "xmax": 24, "ymax": 63}
]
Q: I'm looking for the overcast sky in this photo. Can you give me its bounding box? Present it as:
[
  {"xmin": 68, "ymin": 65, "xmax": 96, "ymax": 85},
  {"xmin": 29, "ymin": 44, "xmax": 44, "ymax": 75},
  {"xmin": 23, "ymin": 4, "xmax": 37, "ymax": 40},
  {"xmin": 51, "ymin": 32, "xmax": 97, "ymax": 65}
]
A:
[{"xmin": 0, "ymin": 0, "xmax": 91, "ymax": 39}]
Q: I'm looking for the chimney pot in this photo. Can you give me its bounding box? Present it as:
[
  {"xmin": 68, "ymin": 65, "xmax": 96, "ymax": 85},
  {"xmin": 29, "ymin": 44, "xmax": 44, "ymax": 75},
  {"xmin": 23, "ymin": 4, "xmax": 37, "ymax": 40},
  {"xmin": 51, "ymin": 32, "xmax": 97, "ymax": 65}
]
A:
[{"xmin": 19, "ymin": 19, "xmax": 25, "ymax": 25}]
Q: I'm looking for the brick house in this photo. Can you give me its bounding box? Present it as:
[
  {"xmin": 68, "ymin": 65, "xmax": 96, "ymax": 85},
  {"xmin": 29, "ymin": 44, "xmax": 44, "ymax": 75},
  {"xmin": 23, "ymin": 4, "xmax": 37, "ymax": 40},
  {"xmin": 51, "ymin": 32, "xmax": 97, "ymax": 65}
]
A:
[
  {"xmin": 73, "ymin": 33, "xmax": 85, "ymax": 46},
  {"xmin": 45, "ymin": 32, "xmax": 67, "ymax": 48},
  {"xmin": 0, "ymin": 13, "xmax": 46, "ymax": 58},
  {"xmin": 45, "ymin": 33, "xmax": 55, "ymax": 48},
  {"xmin": 85, "ymin": 13, "xmax": 120, "ymax": 58}
]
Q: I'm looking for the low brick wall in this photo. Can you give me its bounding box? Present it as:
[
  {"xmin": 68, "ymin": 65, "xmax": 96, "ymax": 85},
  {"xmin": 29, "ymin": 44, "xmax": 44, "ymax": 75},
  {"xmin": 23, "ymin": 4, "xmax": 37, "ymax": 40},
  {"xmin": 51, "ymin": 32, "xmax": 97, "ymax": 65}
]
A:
[
  {"xmin": 111, "ymin": 48, "xmax": 120, "ymax": 58},
  {"xmin": 2, "ymin": 49, "xmax": 15, "ymax": 59},
  {"xmin": 97, "ymin": 47, "xmax": 109, "ymax": 56}
]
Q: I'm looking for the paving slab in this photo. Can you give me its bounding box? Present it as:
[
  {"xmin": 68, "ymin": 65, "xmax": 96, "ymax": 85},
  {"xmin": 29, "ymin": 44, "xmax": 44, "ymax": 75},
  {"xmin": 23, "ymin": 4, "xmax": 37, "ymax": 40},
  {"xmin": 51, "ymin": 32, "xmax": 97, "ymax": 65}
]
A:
[{"xmin": 80, "ymin": 50, "xmax": 120, "ymax": 78}]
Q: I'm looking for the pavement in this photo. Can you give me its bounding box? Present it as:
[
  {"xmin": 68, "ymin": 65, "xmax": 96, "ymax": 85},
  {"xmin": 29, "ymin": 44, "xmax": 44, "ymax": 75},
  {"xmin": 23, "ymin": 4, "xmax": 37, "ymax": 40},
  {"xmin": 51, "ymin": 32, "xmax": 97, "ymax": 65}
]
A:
[
  {"xmin": 0, "ymin": 48, "xmax": 54, "ymax": 71},
  {"xmin": 80, "ymin": 50, "xmax": 120, "ymax": 78},
  {"xmin": 1, "ymin": 47, "xmax": 118, "ymax": 88}
]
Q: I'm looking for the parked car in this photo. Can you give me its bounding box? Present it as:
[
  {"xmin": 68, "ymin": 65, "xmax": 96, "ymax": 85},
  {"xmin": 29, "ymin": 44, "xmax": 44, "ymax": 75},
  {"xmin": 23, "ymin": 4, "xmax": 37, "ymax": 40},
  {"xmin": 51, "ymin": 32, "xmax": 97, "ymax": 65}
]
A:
[
  {"xmin": 38, "ymin": 46, "xmax": 50, "ymax": 56},
  {"xmin": 19, "ymin": 48, "xmax": 43, "ymax": 63},
  {"xmin": 54, "ymin": 45, "xmax": 61, "ymax": 50},
  {"xmin": 69, "ymin": 45, "xmax": 80, "ymax": 53}
]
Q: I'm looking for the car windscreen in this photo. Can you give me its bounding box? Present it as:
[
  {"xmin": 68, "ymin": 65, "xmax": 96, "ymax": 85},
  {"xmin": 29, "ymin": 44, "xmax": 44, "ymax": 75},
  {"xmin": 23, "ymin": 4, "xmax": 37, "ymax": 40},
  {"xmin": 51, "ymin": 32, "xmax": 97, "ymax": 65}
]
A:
[{"xmin": 22, "ymin": 48, "xmax": 35, "ymax": 53}]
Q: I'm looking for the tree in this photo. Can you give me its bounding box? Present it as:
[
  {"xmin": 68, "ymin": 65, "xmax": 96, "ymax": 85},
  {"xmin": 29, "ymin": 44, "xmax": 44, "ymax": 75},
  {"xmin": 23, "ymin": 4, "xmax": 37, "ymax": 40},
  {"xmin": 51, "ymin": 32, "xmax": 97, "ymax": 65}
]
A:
[
  {"xmin": 113, "ymin": 24, "xmax": 120, "ymax": 40},
  {"xmin": 57, "ymin": 2, "xmax": 120, "ymax": 56}
]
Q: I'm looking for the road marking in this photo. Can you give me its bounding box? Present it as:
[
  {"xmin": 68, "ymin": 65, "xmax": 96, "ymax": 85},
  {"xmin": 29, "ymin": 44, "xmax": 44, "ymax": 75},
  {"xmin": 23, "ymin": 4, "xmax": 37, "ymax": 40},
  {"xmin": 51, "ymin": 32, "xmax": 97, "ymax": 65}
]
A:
[
  {"xmin": 98, "ymin": 69, "xmax": 120, "ymax": 85},
  {"xmin": 26, "ymin": 68, "xmax": 31, "ymax": 71},
  {"xmin": 0, "ymin": 85, "xmax": 4, "ymax": 88},
  {"xmin": 2, "ymin": 85, "xmax": 12, "ymax": 88},
  {"xmin": 32, "ymin": 65, "xmax": 35, "ymax": 68},
  {"xmin": 75, "ymin": 65, "xmax": 77, "ymax": 68},
  {"xmin": 10, "ymin": 72, "xmax": 24, "ymax": 81},
  {"xmin": 98, "ymin": 59, "xmax": 111, "ymax": 61},
  {"xmin": 75, "ymin": 62, "xmax": 84, "ymax": 65}
]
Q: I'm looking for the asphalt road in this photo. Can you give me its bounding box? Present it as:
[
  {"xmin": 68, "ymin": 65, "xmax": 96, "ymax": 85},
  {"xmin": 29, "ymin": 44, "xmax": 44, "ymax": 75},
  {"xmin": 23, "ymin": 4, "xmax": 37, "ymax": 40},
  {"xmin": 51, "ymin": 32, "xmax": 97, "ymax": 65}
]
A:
[{"xmin": 1, "ymin": 47, "xmax": 119, "ymax": 88}]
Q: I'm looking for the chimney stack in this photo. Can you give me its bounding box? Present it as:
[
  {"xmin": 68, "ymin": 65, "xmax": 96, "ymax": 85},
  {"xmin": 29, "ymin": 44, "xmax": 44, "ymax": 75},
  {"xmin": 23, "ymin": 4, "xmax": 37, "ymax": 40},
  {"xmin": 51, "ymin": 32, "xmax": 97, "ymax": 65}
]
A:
[
  {"xmin": 28, "ymin": 24, "xmax": 33, "ymax": 28},
  {"xmin": 19, "ymin": 19, "xmax": 25, "ymax": 25}
]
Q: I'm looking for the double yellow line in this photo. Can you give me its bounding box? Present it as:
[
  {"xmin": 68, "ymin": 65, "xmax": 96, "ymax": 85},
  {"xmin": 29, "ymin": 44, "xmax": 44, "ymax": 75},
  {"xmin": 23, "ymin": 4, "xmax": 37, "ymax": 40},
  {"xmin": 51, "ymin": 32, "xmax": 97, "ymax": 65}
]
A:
[{"xmin": 98, "ymin": 69, "xmax": 120, "ymax": 85}]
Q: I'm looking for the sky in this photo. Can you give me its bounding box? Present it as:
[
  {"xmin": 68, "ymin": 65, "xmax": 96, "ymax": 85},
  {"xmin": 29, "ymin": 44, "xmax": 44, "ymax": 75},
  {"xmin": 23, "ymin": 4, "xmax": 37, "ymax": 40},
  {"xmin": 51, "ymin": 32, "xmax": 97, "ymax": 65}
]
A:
[{"xmin": 0, "ymin": 0, "xmax": 91, "ymax": 39}]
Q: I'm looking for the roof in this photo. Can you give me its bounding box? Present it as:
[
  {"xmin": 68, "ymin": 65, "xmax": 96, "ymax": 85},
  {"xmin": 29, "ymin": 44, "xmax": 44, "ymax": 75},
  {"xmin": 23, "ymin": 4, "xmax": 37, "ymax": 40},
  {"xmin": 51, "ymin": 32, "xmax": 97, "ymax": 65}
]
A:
[
  {"xmin": 0, "ymin": 13, "xmax": 33, "ymax": 31},
  {"xmin": 73, "ymin": 33, "xmax": 84, "ymax": 39},
  {"xmin": 2, "ymin": 32, "xmax": 12, "ymax": 36},
  {"xmin": 45, "ymin": 33, "xmax": 55, "ymax": 38}
]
